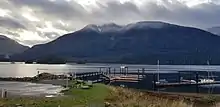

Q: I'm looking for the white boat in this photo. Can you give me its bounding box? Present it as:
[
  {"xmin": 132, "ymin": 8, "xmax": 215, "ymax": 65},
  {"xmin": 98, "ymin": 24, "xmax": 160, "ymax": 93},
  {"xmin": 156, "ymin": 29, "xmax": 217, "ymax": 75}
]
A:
[
  {"xmin": 200, "ymin": 61, "xmax": 215, "ymax": 83},
  {"xmin": 199, "ymin": 79, "xmax": 215, "ymax": 83},
  {"xmin": 156, "ymin": 79, "xmax": 168, "ymax": 84},
  {"xmin": 181, "ymin": 79, "xmax": 196, "ymax": 83},
  {"xmin": 188, "ymin": 60, "xmax": 215, "ymax": 84},
  {"xmin": 186, "ymin": 79, "xmax": 214, "ymax": 84},
  {"xmin": 120, "ymin": 66, "xmax": 128, "ymax": 69}
]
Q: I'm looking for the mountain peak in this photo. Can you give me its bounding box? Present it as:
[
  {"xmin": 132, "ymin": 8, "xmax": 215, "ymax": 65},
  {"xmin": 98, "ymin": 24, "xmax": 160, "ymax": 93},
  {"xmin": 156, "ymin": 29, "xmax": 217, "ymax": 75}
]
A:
[
  {"xmin": 101, "ymin": 23, "xmax": 121, "ymax": 27},
  {"xmin": 0, "ymin": 35, "xmax": 29, "ymax": 55},
  {"xmin": 82, "ymin": 23, "xmax": 122, "ymax": 33},
  {"xmin": 82, "ymin": 21, "xmax": 171, "ymax": 33},
  {"xmin": 124, "ymin": 21, "xmax": 170, "ymax": 30},
  {"xmin": 83, "ymin": 24, "xmax": 99, "ymax": 31}
]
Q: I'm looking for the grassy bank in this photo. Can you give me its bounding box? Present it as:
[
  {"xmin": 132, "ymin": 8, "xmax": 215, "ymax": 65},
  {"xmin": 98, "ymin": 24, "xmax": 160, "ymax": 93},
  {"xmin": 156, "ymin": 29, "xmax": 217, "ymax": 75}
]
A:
[
  {"xmin": 106, "ymin": 87, "xmax": 220, "ymax": 107},
  {"xmin": 0, "ymin": 81, "xmax": 219, "ymax": 107},
  {"xmin": 0, "ymin": 83, "xmax": 109, "ymax": 107}
]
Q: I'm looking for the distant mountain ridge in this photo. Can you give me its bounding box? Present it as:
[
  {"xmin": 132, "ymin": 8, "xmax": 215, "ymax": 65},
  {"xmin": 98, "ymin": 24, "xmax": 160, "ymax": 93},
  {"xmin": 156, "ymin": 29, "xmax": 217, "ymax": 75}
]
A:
[
  {"xmin": 0, "ymin": 35, "xmax": 29, "ymax": 55},
  {"xmin": 207, "ymin": 27, "xmax": 220, "ymax": 36},
  {"xmin": 82, "ymin": 21, "xmax": 169, "ymax": 33},
  {"xmin": 13, "ymin": 21, "xmax": 220, "ymax": 64}
]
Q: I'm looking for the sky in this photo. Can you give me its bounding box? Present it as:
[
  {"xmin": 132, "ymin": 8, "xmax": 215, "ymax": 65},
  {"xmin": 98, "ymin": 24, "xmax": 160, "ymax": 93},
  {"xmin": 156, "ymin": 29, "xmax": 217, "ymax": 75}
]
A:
[{"xmin": 0, "ymin": 0, "xmax": 220, "ymax": 46}]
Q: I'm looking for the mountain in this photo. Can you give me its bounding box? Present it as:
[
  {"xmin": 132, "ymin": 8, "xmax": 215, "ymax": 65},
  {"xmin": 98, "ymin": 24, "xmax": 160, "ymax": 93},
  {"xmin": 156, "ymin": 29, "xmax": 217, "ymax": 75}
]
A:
[
  {"xmin": 207, "ymin": 27, "xmax": 220, "ymax": 36},
  {"xmin": 13, "ymin": 21, "xmax": 220, "ymax": 64},
  {"xmin": 0, "ymin": 35, "xmax": 29, "ymax": 56}
]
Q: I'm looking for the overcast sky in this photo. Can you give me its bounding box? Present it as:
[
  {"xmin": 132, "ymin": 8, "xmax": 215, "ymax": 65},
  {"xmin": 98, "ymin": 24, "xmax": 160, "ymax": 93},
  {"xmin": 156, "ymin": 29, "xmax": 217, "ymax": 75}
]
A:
[{"xmin": 0, "ymin": 0, "xmax": 220, "ymax": 46}]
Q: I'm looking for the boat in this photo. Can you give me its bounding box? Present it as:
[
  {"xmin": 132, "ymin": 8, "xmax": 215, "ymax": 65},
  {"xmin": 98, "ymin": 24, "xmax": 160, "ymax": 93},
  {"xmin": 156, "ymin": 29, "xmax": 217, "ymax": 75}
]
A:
[
  {"xmin": 200, "ymin": 60, "xmax": 215, "ymax": 83},
  {"xmin": 198, "ymin": 79, "xmax": 214, "ymax": 83},
  {"xmin": 120, "ymin": 66, "xmax": 127, "ymax": 69},
  {"xmin": 184, "ymin": 60, "xmax": 215, "ymax": 84},
  {"xmin": 182, "ymin": 78, "xmax": 214, "ymax": 84},
  {"xmin": 181, "ymin": 79, "xmax": 196, "ymax": 84},
  {"xmin": 155, "ymin": 60, "xmax": 168, "ymax": 84},
  {"xmin": 155, "ymin": 79, "xmax": 168, "ymax": 84}
]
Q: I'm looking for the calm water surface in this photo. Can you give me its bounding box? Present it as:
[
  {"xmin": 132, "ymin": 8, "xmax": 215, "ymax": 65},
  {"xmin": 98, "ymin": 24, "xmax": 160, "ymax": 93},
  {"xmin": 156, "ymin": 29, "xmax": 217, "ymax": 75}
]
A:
[
  {"xmin": 1, "ymin": 62, "xmax": 220, "ymax": 77},
  {"xmin": 1, "ymin": 62, "xmax": 220, "ymax": 95},
  {"xmin": 0, "ymin": 81, "xmax": 64, "ymax": 97}
]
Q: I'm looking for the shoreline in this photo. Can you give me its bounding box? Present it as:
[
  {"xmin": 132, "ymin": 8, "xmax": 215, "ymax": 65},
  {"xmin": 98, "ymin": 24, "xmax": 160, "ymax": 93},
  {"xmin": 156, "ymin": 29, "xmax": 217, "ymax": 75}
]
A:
[
  {"xmin": 0, "ymin": 80, "xmax": 67, "ymax": 98},
  {"xmin": 0, "ymin": 80, "xmax": 219, "ymax": 106},
  {"xmin": 0, "ymin": 72, "xmax": 220, "ymax": 102},
  {"xmin": 0, "ymin": 78, "xmax": 220, "ymax": 99}
]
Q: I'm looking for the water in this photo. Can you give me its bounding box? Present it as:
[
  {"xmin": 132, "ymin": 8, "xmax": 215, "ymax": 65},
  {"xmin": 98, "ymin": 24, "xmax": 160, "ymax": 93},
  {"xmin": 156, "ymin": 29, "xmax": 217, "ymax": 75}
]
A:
[
  {"xmin": 1, "ymin": 62, "xmax": 220, "ymax": 95},
  {"xmin": 1, "ymin": 63, "xmax": 220, "ymax": 77},
  {"xmin": 0, "ymin": 81, "xmax": 65, "ymax": 97}
]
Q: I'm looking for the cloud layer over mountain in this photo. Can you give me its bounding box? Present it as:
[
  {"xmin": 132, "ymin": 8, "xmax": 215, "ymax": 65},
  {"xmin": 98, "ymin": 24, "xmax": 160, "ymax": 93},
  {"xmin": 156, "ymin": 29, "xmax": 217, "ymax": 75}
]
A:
[{"xmin": 0, "ymin": 0, "xmax": 220, "ymax": 46}]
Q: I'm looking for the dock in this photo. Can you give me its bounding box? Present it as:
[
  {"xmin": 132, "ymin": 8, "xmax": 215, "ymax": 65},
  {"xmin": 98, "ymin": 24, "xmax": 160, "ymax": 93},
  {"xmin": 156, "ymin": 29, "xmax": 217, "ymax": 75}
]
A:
[
  {"xmin": 37, "ymin": 66, "xmax": 220, "ymax": 93},
  {"xmin": 67, "ymin": 68, "xmax": 220, "ymax": 87},
  {"xmin": 156, "ymin": 81, "xmax": 220, "ymax": 88}
]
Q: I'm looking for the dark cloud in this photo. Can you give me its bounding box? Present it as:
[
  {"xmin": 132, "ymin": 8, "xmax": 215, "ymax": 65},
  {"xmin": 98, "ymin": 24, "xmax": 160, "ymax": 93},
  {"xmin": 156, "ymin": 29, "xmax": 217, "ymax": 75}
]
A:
[
  {"xmin": 0, "ymin": 0, "xmax": 220, "ymax": 46},
  {"xmin": 10, "ymin": 0, "xmax": 87, "ymax": 21},
  {"xmin": 90, "ymin": 0, "xmax": 220, "ymax": 28},
  {"xmin": 0, "ymin": 17, "xmax": 26, "ymax": 30}
]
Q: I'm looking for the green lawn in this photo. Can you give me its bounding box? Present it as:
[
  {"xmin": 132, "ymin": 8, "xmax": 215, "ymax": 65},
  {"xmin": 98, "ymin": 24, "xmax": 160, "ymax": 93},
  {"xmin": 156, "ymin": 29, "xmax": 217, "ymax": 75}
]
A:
[{"xmin": 0, "ymin": 83, "xmax": 110, "ymax": 107}]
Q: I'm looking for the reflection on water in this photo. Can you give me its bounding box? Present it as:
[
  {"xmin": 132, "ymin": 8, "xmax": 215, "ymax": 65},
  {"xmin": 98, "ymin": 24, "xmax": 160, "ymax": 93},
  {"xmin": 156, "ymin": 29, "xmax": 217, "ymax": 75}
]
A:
[{"xmin": 0, "ymin": 81, "xmax": 64, "ymax": 97}]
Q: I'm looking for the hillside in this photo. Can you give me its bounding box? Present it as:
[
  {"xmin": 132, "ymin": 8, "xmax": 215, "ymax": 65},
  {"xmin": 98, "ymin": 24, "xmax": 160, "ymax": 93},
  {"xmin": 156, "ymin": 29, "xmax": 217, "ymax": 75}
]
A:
[
  {"xmin": 13, "ymin": 21, "xmax": 220, "ymax": 64},
  {"xmin": 207, "ymin": 27, "xmax": 220, "ymax": 36},
  {"xmin": 0, "ymin": 35, "xmax": 29, "ymax": 57}
]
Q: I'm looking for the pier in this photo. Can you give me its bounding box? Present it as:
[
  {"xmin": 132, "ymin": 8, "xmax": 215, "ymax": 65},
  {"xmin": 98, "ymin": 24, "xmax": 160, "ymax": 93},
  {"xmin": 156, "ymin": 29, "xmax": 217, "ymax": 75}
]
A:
[
  {"xmin": 66, "ymin": 67, "xmax": 220, "ymax": 89},
  {"xmin": 36, "ymin": 66, "xmax": 220, "ymax": 94}
]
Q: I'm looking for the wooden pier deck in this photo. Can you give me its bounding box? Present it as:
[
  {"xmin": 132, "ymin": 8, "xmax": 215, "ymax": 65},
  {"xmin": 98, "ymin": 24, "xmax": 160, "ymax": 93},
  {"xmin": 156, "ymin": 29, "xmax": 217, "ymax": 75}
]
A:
[{"xmin": 109, "ymin": 75, "xmax": 142, "ymax": 83}]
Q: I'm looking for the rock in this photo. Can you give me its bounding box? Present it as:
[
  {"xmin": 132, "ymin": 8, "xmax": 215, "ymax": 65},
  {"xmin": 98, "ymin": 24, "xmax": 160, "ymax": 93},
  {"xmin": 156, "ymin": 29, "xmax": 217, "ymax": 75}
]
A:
[{"xmin": 104, "ymin": 102, "xmax": 111, "ymax": 107}]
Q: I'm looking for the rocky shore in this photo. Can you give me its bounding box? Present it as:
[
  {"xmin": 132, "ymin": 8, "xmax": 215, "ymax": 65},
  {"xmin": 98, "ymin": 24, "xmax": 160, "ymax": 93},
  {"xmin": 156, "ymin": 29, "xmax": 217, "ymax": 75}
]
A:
[{"xmin": 0, "ymin": 73, "xmax": 67, "ymax": 83}]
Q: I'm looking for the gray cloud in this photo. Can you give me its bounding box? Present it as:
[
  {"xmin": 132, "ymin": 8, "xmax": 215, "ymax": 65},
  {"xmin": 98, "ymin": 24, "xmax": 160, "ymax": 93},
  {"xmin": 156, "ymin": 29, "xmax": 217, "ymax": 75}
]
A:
[
  {"xmin": 10, "ymin": 0, "xmax": 87, "ymax": 21},
  {"xmin": 0, "ymin": 17, "xmax": 26, "ymax": 30},
  {"xmin": 0, "ymin": 0, "xmax": 220, "ymax": 46}
]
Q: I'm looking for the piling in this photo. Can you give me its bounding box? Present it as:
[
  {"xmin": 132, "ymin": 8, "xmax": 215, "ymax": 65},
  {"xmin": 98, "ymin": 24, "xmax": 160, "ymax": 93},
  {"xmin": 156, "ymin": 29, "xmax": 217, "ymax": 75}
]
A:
[
  {"xmin": 108, "ymin": 67, "xmax": 111, "ymax": 76},
  {"xmin": 1, "ymin": 89, "xmax": 7, "ymax": 98},
  {"xmin": 142, "ymin": 68, "xmax": 145, "ymax": 77},
  {"xmin": 99, "ymin": 68, "xmax": 102, "ymax": 73},
  {"xmin": 153, "ymin": 73, "xmax": 156, "ymax": 91},
  {"xmin": 126, "ymin": 67, "xmax": 128, "ymax": 75},
  {"xmin": 4, "ymin": 89, "xmax": 7, "ymax": 98},
  {"xmin": 178, "ymin": 72, "xmax": 181, "ymax": 83},
  {"xmin": 119, "ymin": 68, "xmax": 122, "ymax": 76},
  {"xmin": 1, "ymin": 89, "xmax": 4, "ymax": 98},
  {"xmin": 195, "ymin": 72, "xmax": 199, "ymax": 93},
  {"xmin": 113, "ymin": 68, "xmax": 116, "ymax": 76}
]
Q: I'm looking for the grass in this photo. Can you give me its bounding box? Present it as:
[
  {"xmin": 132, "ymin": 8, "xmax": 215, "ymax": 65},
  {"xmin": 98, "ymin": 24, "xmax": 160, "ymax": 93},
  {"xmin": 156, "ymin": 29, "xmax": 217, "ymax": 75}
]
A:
[
  {"xmin": 105, "ymin": 87, "xmax": 193, "ymax": 107},
  {"xmin": 63, "ymin": 83, "xmax": 110, "ymax": 104},
  {"xmin": 0, "ymin": 82, "xmax": 110, "ymax": 107}
]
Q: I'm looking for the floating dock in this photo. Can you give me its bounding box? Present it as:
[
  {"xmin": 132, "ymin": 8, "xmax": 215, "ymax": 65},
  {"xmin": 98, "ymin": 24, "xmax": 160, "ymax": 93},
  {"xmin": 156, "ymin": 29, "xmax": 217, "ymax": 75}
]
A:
[
  {"xmin": 156, "ymin": 81, "xmax": 220, "ymax": 88},
  {"xmin": 61, "ymin": 67, "xmax": 220, "ymax": 92}
]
